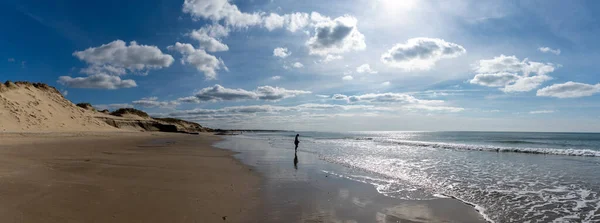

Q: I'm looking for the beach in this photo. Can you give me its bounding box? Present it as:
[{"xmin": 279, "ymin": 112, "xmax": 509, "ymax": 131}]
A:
[
  {"xmin": 0, "ymin": 132, "xmax": 259, "ymax": 223},
  {"xmin": 0, "ymin": 131, "xmax": 490, "ymax": 223}
]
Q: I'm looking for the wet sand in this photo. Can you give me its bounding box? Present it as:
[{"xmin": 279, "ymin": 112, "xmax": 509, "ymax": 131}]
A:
[
  {"xmin": 216, "ymin": 135, "xmax": 488, "ymax": 223},
  {"xmin": 0, "ymin": 131, "xmax": 488, "ymax": 222},
  {"xmin": 0, "ymin": 132, "xmax": 260, "ymax": 223}
]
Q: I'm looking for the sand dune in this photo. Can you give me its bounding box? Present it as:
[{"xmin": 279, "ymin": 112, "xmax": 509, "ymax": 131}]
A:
[
  {"xmin": 0, "ymin": 81, "xmax": 116, "ymax": 132},
  {"xmin": 0, "ymin": 81, "xmax": 209, "ymax": 133}
]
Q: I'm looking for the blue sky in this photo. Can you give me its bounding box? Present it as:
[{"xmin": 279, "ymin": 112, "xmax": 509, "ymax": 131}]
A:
[{"xmin": 2, "ymin": 0, "xmax": 600, "ymax": 132}]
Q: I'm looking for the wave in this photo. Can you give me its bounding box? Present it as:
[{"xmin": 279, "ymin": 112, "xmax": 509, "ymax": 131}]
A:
[{"xmin": 368, "ymin": 139, "xmax": 600, "ymax": 157}]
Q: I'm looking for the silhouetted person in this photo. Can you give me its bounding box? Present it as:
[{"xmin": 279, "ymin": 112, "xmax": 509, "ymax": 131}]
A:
[
  {"xmin": 294, "ymin": 152, "xmax": 298, "ymax": 170},
  {"xmin": 294, "ymin": 134, "xmax": 300, "ymax": 152}
]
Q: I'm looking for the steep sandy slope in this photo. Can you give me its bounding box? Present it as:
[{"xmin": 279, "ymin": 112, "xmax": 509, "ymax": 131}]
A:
[{"xmin": 0, "ymin": 81, "xmax": 117, "ymax": 132}]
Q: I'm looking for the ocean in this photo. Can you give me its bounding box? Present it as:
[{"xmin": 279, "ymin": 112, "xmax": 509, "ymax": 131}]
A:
[{"xmin": 217, "ymin": 131, "xmax": 600, "ymax": 222}]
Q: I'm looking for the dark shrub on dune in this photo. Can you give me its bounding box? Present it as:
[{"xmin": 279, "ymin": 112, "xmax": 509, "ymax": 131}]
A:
[
  {"xmin": 110, "ymin": 108, "xmax": 150, "ymax": 118},
  {"xmin": 76, "ymin": 103, "xmax": 95, "ymax": 111}
]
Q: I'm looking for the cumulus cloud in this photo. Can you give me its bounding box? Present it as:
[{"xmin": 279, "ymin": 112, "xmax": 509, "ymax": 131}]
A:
[
  {"xmin": 292, "ymin": 62, "xmax": 304, "ymax": 68},
  {"xmin": 168, "ymin": 42, "xmax": 227, "ymax": 80},
  {"xmin": 271, "ymin": 76, "xmax": 281, "ymax": 80},
  {"xmin": 332, "ymin": 94, "xmax": 350, "ymax": 101},
  {"xmin": 473, "ymin": 55, "xmax": 555, "ymax": 76},
  {"xmin": 263, "ymin": 13, "xmax": 285, "ymax": 31},
  {"xmin": 356, "ymin": 64, "xmax": 378, "ymax": 74},
  {"xmin": 306, "ymin": 15, "xmax": 366, "ymax": 56},
  {"xmin": 182, "ymin": 0, "xmax": 262, "ymax": 28},
  {"xmin": 502, "ymin": 75, "xmax": 553, "ymax": 92},
  {"xmin": 263, "ymin": 12, "xmax": 311, "ymax": 32},
  {"xmin": 57, "ymin": 74, "xmax": 137, "ymax": 89},
  {"xmin": 342, "ymin": 75, "xmax": 353, "ymax": 81},
  {"xmin": 273, "ymin": 47, "xmax": 291, "ymax": 58},
  {"xmin": 538, "ymin": 47, "xmax": 561, "ymax": 55},
  {"xmin": 469, "ymin": 72, "xmax": 520, "ymax": 87},
  {"xmin": 381, "ymin": 38, "xmax": 466, "ymax": 70},
  {"xmin": 347, "ymin": 93, "xmax": 440, "ymax": 104},
  {"xmin": 321, "ymin": 54, "xmax": 343, "ymax": 63},
  {"xmin": 470, "ymin": 55, "xmax": 557, "ymax": 92},
  {"xmin": 179, "ymin": 84, "xmax": 311, "ymax": 103},
  {"xmin": 536, "ymin": 81, "xmax": 600, "ymax": 98},
  {"xmin": 331, "ymin": 92, "xmax": 462, "ymax": 112},
  {"xmin": 255, "ymin": 86, "xmax": 311, "ymax": 100},
  {"xmin": 189, "ymin": 24, "xmax": 230, "ymax": 52},
  {"xmin": 165, "ymin": 103, "xmax": 379, "ymax": 118},
  {"xmin": 529, "ymin": 110, "xmax": 555, "ymax": 114},
  {"xmin": 192, "ymin": 84, "xmax": 256, "ymax": 101},
  {"xmin": 73, "ymin": 40, "xmax": 174, "ymax": 75},
  {"xmin": 132, "ymin": 97, "xmax": 180, "ymax": 108},
  {"xmin": 80, "ymin": 65, "xmax": 127, "ymax": 76}
]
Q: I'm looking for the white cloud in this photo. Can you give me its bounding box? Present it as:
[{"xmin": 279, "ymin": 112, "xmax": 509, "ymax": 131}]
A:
[
  {"xmin": 321, "ymin": 54, "xmax": 343, "ymax": 63},
  {"xmin": 356, "ymin": 64, "xmax": 378, "ymax": 74},
  {"xmin": 347, "ymin": 93, "xmax": 439, "ymax": 104},
  {"xmin": 529, "ymin": 110, "xmax": 555, "ymax": 114},
  {"xmin": 381, "ymin": 81, "xmax": 391, "ymax": 86},
  {"xmin": 536, "ymin": 81, "xmax": 600, "ymax": 98},
  {"xmin": 191, "ymin": 84, "xmax": 256, "ymax": 101},
  {"xmin": 403, "ymin": 104, "xmax": 464, "ymax": 112},
  {"xmin": 255, "ymin": 86, "xmax": 311, "ymax": 100},
  {"xmin": 331, "ymin": 92, "xmax": 462, "ymax": 112},
  {"xmin": 473, "ymin": 55, "xmax": 555, "ymax": 76},
  {"xmin": 381, "ymin": 38, "xmax": 466, "ymax": 70},
  {"xmin": 273, "ymin": 47, "xmax": 291, "ymax": 58},
  {"xmin": 58, "ymin": 74, "xmax": 137, "ymax": 89},
  {"xmin": 182, "ymin": 0, "xmax": 263, "ymax": 28},
  {"xmin": 168, "ymin": 42, "xmax": 226, "ymax": 80},
  {"xmin": 80, "ymin": 65, "xmax": 127, "ymax": 76},
  {"xmin": 342, "ymin": 75, "xmax": 353, "ymax": 81},
  {"xmin": 292, "ymin": 62, "xmax": 304, "ymax": 68},
  {"xmin": 306, "ymin": 15, "xmax": 366, "ymax": 56},
  {"xmin": 281, "ymin": 12, "xmax": 311, "ymax": 32},
  {"xmin": 263, "ymin": 13, "xmax": 285, "ymax": 31},
  {"xmin": 538, "ymin": 47, "xmax": 561, "ymax": 55},
  {"xmin": 189, "ymin": 24, "xmax": 229, "ymax": 52},
  {"xmin": 502, "ymin": 75, "xmax": 552, "ymax": 92},
  {"xmin": 73, "ymin": 40, "xmax": 174, "ymax": 75},
  {"xmin": 132, "ymin": 97, "xmax": 180, "ymax": 108},
  {"xmin": 470, "ymin": 55, "xmax": 557, "ymax": 92},
  {"xmin": 62, "ymin": 90, "xmax": 68, "ymax": 96},
  {"xmin": 332, "ymin": 94, "xmax": 350, "ymax": 101},
  {"xmin": 271, "ymin": 76, "xmax": 281, "ymax": 80},
  {"xmin": 179, "ymin": 84, "xmax": 311, "ymax": 102},
  {"xmin": 469, "ymin": 72, "xmax": 520, "ymax": 87}
]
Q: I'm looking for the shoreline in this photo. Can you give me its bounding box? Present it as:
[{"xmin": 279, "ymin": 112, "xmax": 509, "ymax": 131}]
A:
[
  {"xmin": 0, "ymin": 132, "xmax": 261, "ymax": 223},
  {"xmin": 214, "ymin": 135, "xmax": 488, "ymax": 223}
]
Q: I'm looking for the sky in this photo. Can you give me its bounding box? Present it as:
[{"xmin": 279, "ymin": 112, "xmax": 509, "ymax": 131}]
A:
[{"xmin": 2, "ymin": 0, "xmax": 600, "ymax": 132}]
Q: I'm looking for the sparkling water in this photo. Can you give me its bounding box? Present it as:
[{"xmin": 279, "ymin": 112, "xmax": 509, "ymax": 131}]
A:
[{"xmin": 231, "ymin": 131, "xmax": 600, "ymax": 222}]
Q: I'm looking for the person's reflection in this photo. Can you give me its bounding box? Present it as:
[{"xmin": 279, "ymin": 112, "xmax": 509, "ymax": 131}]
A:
[{"xmin": 293, "ymin": 152, "xmax": 298, "ymax": 170}]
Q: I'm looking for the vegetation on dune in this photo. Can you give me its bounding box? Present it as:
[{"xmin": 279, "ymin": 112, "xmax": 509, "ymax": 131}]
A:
[
  {"xmin": 154, "ymin": 117, "xmax": 203, "ymax": 127},
  {"xmin": 110, "ymin": 108, "xmax": 150, "ymax": 118},
  {"xmin": 76, "ymin": 103, "xmax": 95, "ymax": 111}
]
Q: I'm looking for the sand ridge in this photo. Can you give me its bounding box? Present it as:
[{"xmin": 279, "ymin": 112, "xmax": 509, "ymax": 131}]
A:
[{"xmin": 0, "ymin": 81, "xmax": 116, "ymax": 132}]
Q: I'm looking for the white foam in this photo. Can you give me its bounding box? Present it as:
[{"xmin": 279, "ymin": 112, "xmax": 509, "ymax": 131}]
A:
[{"xmin": 374, "ymin": 139, "xmax": 600, "ymax": 157}]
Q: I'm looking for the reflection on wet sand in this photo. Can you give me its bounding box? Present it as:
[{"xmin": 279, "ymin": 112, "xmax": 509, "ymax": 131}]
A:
[
  {"xmin": 293, "ymin": 152, "xmax": 298, "ymax": 170},
  {"xmin": 215, "ymin": 136, "xmax": 486, "ymax": 223}
]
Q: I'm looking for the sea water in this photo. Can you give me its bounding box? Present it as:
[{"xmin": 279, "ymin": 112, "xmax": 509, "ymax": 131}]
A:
[{"xmin": 227, "ymin": 131, "xmax": 600, "ymax": 222}]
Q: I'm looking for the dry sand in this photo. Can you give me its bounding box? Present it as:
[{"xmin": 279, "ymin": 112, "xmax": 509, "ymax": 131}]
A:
[
  {"xmin": 0, "ymin": 132, "xmax": 260, "ymax": 223},
  {"xmin": 0, "ymin": 82, "xmax": 115, "ymax": 132}
]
